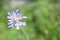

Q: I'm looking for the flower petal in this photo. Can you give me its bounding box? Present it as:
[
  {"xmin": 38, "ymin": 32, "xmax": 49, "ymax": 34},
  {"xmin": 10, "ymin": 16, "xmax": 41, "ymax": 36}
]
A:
[
  {"xmin": 12, "ymin": 11, "xmax": 16, "ymax": 17},
  {"xmin": 7, "ymin": 16, "xmax": 11, "ymax": 19},
  {"xmin": 8, "ymin": 20, "xmax": 12, "ymax": 21},
  {"xmin": 20, "ymin": 14, "xmax": 23, "ymax": 17},
  {"xmin": 8, "ymin": 24, "xmax": 14, "ymax": 28},
  {"xmin": 15, "ymin": 23, "xmax": 20, "ymax": 30},
  {"xmin": 16, "ymin": 9, "xmax": 19, "ymax": 14},
  {"xmin": 16, "ymin": 26, "xmax": 20, "ymax": 30},
  {"xmin": 22, "ymin": 16, "xmax": 27, "ymax": 18},
  {"xmin": 8, "ymin": 12, "xmax": 11, "ymax": 16},
  {"xmin": 18, "ymin": 14, "xmax": 24, "ymax": 20},
  {"xmin": 19, "ymin": 22, "xmax": 26, "ymax": 26},
  {"xmin": 8, "ymin": 21, "xmax": 13, "ymax": 25}
]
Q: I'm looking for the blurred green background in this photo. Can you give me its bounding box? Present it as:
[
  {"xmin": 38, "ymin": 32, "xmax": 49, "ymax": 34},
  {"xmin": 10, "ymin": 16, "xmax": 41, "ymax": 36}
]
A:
[{"xmin": 0, "ymin": 0, "xmax": 60, "ymax": 40}]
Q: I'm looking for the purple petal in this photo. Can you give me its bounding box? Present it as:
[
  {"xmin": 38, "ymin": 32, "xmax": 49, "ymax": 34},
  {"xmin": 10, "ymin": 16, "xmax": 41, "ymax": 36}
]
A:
[
  {"xmin": 19, "ymin": 22, "xmax": 26, "ymax": 26},
  {"xmin": 7, "ymin": 16, "xmax": 11, "ymax": 19},
  {"xmin": 20, "ymin": 14, "xmax": 24, "ymax": 17},
  {"xmin": 12, "ymin": 11, "xmax": 16, "ymax": 17},
  {"xmin": 8, "ymin": 24, "xmax": 14, "ymax": 28},
  {"xmin": 8, "ymin": 21, "xmax": 13, "ymax": 25},
  {"xmin": 18, "ymin": 14, "xmax": 24, "ymax": 20},
  {"xmin": 16, "ymin": 9, "xmax": 19, "ymax": 14}
]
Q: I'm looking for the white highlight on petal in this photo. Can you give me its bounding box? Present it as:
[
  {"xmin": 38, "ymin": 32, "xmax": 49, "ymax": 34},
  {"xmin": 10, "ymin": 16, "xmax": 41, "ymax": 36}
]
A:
[
  {"xmin": 8, "ymin": 20, "xmax": 11, "ymax": 21},
  {"xmin": 22, "ymin": 16, "xmax": 27, "ymax": 18},
  {"xmin": 16, "ymin": 26, "xmax": 20, "ymax": 30},
  {"xmin": 16, "ymin": 9, "xmax": 19, "ymax": 12},
  {"xmin": 8, "ymin": 12, "xmax": 11, "ymax": 16},
  {"xmin": 15, "ymin": 23, "xmax": 20, "ymax": 30}
]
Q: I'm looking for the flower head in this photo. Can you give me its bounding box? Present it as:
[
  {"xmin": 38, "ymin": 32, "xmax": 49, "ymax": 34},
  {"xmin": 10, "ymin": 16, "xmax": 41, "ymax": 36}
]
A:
[{"xmin": 7, "ymin": 9, "xmax": 27, "ymax": 30}]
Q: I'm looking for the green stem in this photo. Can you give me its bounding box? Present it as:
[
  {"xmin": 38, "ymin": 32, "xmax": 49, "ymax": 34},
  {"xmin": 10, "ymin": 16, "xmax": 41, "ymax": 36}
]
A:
[{"xmin": 21, "ymin": 27, "xmax": 29, "ymax": 40}]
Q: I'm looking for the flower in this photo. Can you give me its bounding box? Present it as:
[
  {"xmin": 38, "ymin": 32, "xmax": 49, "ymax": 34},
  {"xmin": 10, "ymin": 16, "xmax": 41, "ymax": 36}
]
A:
[{"xmin": 7, "ymin": 9, "xmax": 27, "ymax": 30}]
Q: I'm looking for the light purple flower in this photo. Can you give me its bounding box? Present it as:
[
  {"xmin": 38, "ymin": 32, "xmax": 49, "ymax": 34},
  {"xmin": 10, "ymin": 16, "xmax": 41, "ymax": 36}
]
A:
[{"xmin": 7, "ymin": 9, "xmax": 27, "ymax": 30}]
